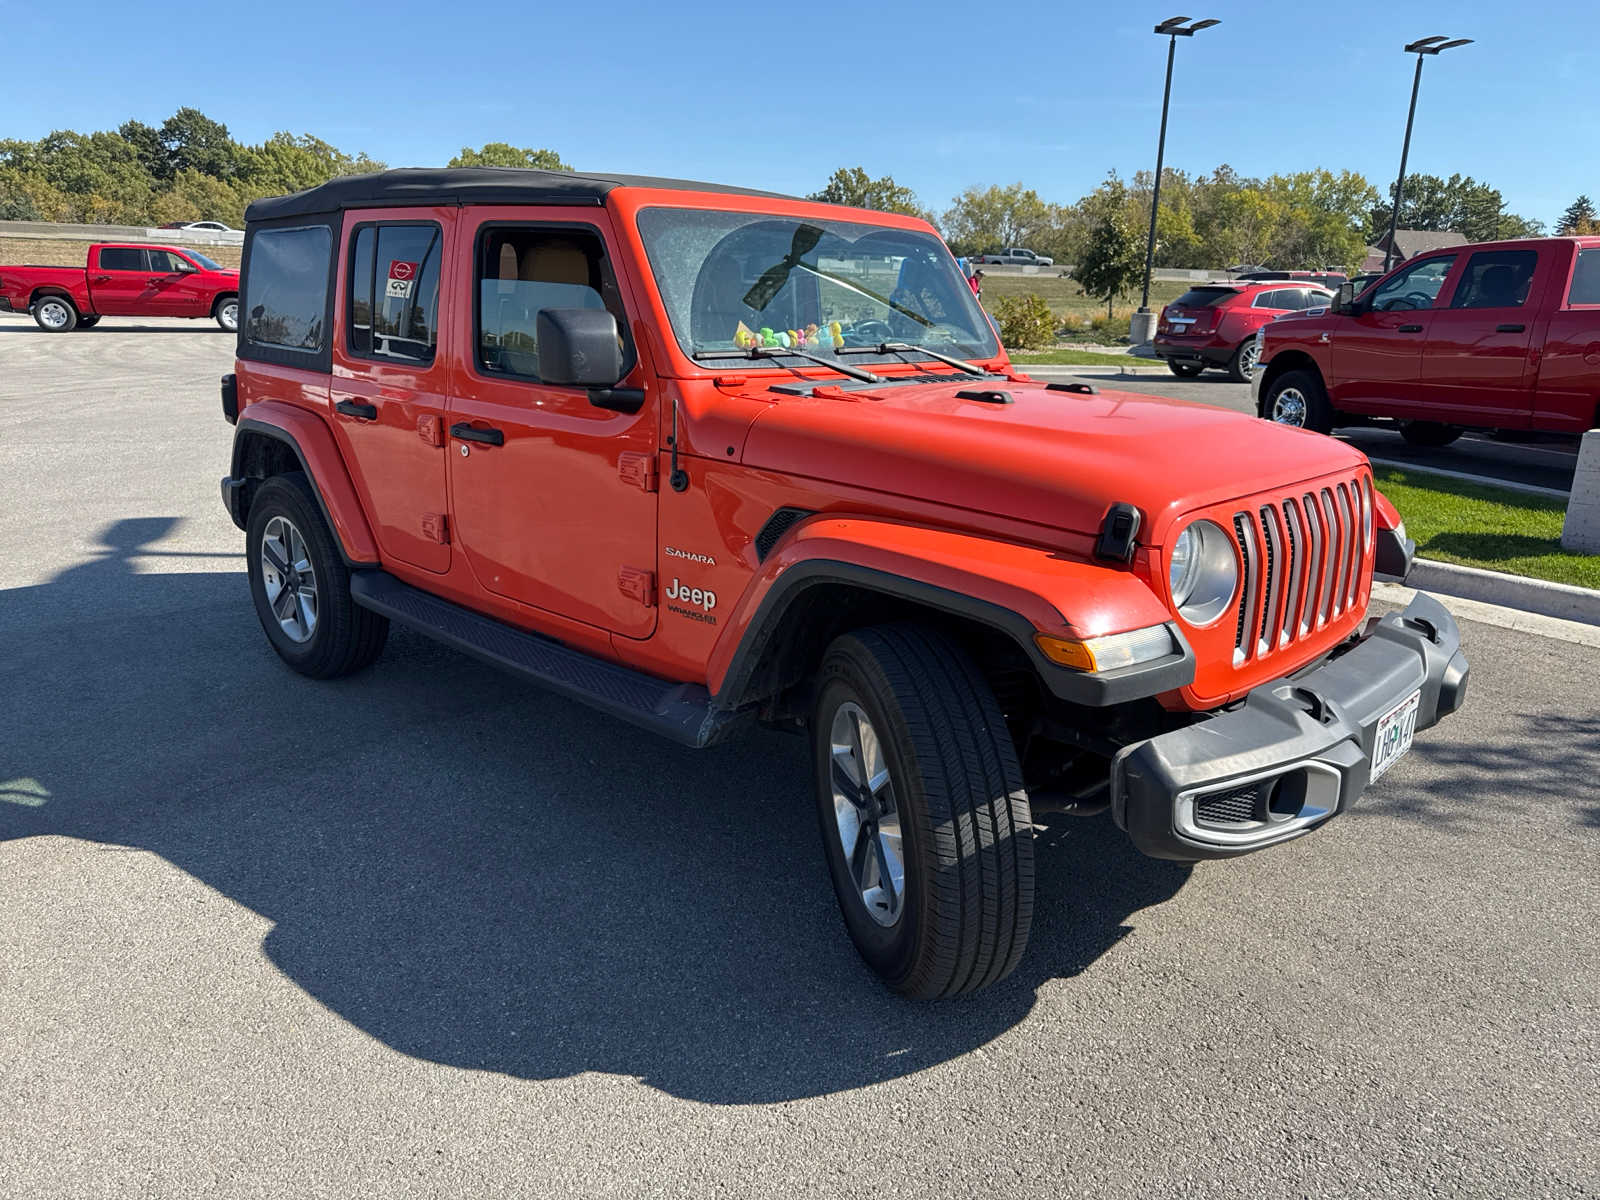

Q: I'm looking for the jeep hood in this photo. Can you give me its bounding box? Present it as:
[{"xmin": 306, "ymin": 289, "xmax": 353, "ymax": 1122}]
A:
[{"xmin": 738, "ymin": 375, "xmax": 1367, "ymax": 540}]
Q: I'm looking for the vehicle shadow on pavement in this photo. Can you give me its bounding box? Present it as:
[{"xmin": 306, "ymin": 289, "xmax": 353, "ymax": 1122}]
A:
[
  {"xmin": 1358, "ymin": 711, "xmax": 1600, "ymax": 835},
  {"xmin": 0, "ymin": 325, "xmax": 222, "ymax": 335},
  {"xmin": 0, "ymin": 520, "xmax": 1190, "ymax": 1104}
]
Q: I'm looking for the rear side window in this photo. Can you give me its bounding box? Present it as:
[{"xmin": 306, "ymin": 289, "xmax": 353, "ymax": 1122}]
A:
[
  {"xmin": 1450, "ymin": 249, "xmax": 1537, "ymax": 309},
  {"xmin": 244, "ymin": 226, "xmax": 332, "ymax": 352},
  {"xmin": 347, "ymin": 223, "xmax": 442, "ymax": 363},
  {"xmin": 1568, "ymin": 250, "xmax": 1600, "ymax": 306},
  {"xmin": 99, "ymin": 247, "xmax": 146, "ymax": 271},
  {"xmin": 474, "ymin": 225, "xmax": 633, "ymax": 381},
  {"xmin": 1171, "ymin": 288, "xmax": 1234, "ymax": 308}
]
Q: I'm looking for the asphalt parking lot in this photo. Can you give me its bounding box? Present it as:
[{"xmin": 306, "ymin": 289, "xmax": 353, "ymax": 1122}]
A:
[{"xmin": 3, "ymin": 315, "xmax": 1598, "ymax": 1198}]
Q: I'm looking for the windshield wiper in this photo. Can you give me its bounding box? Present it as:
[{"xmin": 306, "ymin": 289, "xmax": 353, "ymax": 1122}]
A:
[
  {"xmin": 838, "ymin": 342, "xmax": 988, "ymax": 377},
  {"xmin": 695, "ymin": 346, "xmax": 882, "ymax": 384}
]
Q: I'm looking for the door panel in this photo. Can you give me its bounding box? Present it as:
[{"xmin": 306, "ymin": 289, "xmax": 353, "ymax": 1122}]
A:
[
  {"xmin": 1329, "ymin": 254, "xmax": 1457, "ymax": 414},
  {"xmin": 142, "ymin": 250, "xmax": 208, "ymax": 316},
  {"xmin": 88, "ymin": 247, "xmax": 156, "ymax": 315},
  {"xmin": 446, "ymin": 212, "xmax": 658, "ymax": 639},
  {"xmin": 329, "ymin": 214, "xmax": 453, "ymax": 574},
  {"xmin": 1416, "ymin": 247, "xmax": 1544, "ymax": 426}
]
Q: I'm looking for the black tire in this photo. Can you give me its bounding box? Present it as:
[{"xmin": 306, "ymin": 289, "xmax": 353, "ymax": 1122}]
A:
[
  {"xmin": 1261, "ymin": 368, "xmax": 1334, "ymax": 434},
  {"xmin": 246, "ymin": 473, "xmax": 388, "ymax": 679},
  {"xmin": 811, "ymin": 624, "xmax": 1034, "ymax": 998},
  {"xmin": 1226, "ymin": 338, "xmax": 1259, "ymax": 383},
  {"xmin": 1167, "ymin": 360, "xmax": 1205, "ymax": 378},
  {"xmin": 76, "ymin": 315, "xmax": 101, "ymax": 329},
  {"xmin": 1400, "ymin": 420, "xmax": 1463, "ymax": 448},
  {"xmin": 32, "ymin": 295, "xmax": 78, "ymax": 332},
  {"xmin": 214, "ymin": 294, "xmax": 239, "ymax": 333}
]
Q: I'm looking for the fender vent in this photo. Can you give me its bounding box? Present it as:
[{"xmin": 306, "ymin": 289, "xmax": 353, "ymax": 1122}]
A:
[{"xmin": 754, "ymin": 507, "xmax": 814, "ymax": 561}]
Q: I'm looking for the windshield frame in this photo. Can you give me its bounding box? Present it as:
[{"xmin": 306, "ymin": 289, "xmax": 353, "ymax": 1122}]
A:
[
  {"xmin": 180, "ymin": 248, "xmax": 225, "ymax": 271},
  {"xmin": 630, "ymin": 202, "xmax": 1002, "ymax": 374}
]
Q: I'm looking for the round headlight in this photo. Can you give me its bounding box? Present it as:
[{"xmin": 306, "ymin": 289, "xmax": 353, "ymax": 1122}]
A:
[{"xmin": 1168, "ymin": 520, "xmax": 1238, "ymax": 625}]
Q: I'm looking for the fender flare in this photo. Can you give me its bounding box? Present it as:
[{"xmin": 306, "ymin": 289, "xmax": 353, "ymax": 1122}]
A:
[
  {"xmin": 228, "ymin": 404, "xmax": 380, "ymax": 565},
  {"xmin": 708, "ymin": 516, "xmax": 1194, "ymax": 709}
]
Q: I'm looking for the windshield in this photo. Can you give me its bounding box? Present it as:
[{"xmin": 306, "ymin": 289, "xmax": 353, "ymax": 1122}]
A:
[
  {"xmin": 183, "ymin": 249, "xmax": 224, "ymax": 270},
  {"xmin": 635, "ymin": 207, "xmax": 1000, "ymax": 366}
]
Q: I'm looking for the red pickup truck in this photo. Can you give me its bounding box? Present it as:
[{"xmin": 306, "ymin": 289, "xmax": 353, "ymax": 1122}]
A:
[
  {"xmin": 0, "ymin": 243, "xmax": 240, "ymax": 332},
  {"xmin": 1253, "ymin": 236, "xmax": 1600, "ymax": 444}
]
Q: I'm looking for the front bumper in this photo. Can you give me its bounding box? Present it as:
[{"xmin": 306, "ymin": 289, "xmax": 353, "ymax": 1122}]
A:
[
  {"xmin": 1249, "ymin": 362, "xmax": 1265, "ymax": 409},
  {"xmin": 1111, "ymin": 592, "xmax": 1468, "ymax": 860}
]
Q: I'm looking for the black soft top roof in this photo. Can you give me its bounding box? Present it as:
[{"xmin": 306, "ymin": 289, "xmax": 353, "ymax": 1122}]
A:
[{"xmin": 245, "ymin": 167, "xmax": 795, "ymax": 223}]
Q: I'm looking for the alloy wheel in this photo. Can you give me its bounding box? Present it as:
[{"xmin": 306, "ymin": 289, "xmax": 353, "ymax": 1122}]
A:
[
  {"xmin": 828, "ymin": 701, "xmax": 906, "ymax": 927},
  {"xmin": 219, "ymin": 300, "xmax": 239, "ymax": 331},
  {"xmin": 37, "ymin": 300, "xmax": 70, "ymax": 330},
  {"xmin": 1271, "ymin": 387, "xmax": 1308, "ymax": 427},
  {"xmin": 260, "ymin": 515, "xmax": 319, "ymax": 643}
]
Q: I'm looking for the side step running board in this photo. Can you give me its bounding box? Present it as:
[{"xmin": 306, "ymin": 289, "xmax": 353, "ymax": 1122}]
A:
[{"xmin": 349, "ymin": 571, "xmax": 741, "ymax": 748}]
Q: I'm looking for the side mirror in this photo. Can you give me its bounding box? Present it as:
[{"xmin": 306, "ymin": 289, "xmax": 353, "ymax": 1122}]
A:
[
  {"xmin": 1329, "ymin": 281, "xmax": 1356, "ymax": 316},
  {"xmin": 535, "ymin": 307, "xmax": 644, "ymax": 414},
  {"xmin": 536, "ymin": 308, "xmax": 622, "ymax": 388}
]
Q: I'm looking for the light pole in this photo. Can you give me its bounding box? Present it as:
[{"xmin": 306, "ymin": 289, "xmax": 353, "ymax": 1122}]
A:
[
  {"xmin": 1383, "ymin": 35, "xmax": 1473, "ymax": 271},
  {"xmin": 1131, "ymin": 16, "xmax": 1218, "ymax": 348}
]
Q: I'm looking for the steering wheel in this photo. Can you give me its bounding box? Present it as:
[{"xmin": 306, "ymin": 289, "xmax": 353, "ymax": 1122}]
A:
[
  {"xmin": 851, "ymin": 319, "xmax": 894, "ymax": 345},
  {"xmin": 1381, "ymin": 291, "xmax": 1432, "ymax": 312}
]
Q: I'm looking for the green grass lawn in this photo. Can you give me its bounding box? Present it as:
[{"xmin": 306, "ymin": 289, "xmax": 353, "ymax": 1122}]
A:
[{"xmin": 1372, "ymin": 466, "xmax": 1599, "ymax": 590}]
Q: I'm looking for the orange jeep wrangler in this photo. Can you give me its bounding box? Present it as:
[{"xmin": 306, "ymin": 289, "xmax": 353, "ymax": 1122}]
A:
[{"xmin": 220, "ymin": 168, "xmax": 1468, "ymax": 997}]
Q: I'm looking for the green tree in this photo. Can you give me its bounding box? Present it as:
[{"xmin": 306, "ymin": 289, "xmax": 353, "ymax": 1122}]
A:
[
  {"xmin": 808, "ymin": 166, "xmax": 928, "ymax": 218},
  {"xmin": 1558, "ymin": 195, "xmax": 1597, "ymax": 235},
  {"xmin": 1368, "ymin": 172, "xmax": 1540, "ymax": 244},
  {"xmin": 239, "ymin": 132, "xmax": 385, "ymax": 196},
  {"xmin": 160, "ymin": 107, "xmax": 239, "ymax": 180},
  {"xmin": 1073, "ymin": 185, "xmax": 1144, "ymax": 317},
  {"xmin": 118, "ymin": 119, "xmax": 170, "ymax": 181},
  {"xmin": 941, "ymin": 183, "xmax": 1050, "ymax": 256},
  {"xmin": 448, "ymin": 143, "xmax": 570, "ymax": 170}
]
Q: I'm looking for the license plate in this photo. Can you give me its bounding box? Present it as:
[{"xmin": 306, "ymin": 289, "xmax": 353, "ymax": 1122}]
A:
[{"xmin": 1369, "ymin": 689, "xmax": 1421, "ymax": 783}]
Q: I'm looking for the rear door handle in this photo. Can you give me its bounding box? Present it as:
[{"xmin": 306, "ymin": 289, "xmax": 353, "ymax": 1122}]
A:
[
  {"xmin": 1397, "ymin": 324, "xmax": 1423, "ymax": 333},
  {"xmin": 450, "ymin": 422, "xmax": 504, "ymax": 446},
  {"xmin": 335, "ymin": 400, "xmax": 377, "ymax": 420},
  {"xmin": 1496, "ymin": 323, "xmax": 1526, "ymax": 333}
]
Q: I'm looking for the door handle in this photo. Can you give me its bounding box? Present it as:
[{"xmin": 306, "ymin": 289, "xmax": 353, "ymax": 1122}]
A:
[
  {"xmin": 1397, "ymin": 324, "xmax": 1423, "ymax": 333},
  {"xmin": 92, "ymin": 275, "xmax": 111, "ymax": 283},
  {"xmin": 450, "ymin": 422, "xmax": 504, "ymax": 446},
  {"xmin": 1496, "ymin": 323, "xmax": 1526, "ymax": 333},
  {"xmin": 335, "ymin": 400, "xmax": 377, "ymax": 420}
]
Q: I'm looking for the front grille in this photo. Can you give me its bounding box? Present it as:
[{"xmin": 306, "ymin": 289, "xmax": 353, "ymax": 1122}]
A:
[
  {"xmin": 1232, "ymin": 475, "xmax": 1370, "ymax": 666},
  {"xmin": 1195, "ymin": 785, "xmax": 1261, "ymax": 828}
]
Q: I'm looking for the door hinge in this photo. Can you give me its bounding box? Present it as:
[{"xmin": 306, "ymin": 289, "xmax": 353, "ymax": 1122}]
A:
[
  {"xmin": 417, "ymin": 414, "xmax": 444, "ymax": 447},
  {"xmin": 618, "ymin": 566, "xmax": 655, "ymax": 608},
  {"xmin": 422, "ymin": 513, "xmax": 449, "ymax": 544},
  {"xmin": 617, "ymin": 450, "xmax": 657, "ymax": 492}
]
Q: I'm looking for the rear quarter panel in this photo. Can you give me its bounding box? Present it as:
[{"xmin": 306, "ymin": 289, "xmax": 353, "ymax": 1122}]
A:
[{"xmin": 0, "ymin": 264, "xmax": 92, "ymax": 310}]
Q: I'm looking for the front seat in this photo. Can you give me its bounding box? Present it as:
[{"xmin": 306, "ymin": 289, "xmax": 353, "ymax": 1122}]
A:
[{"xmin": 1472, "ymin": 263, "xmax": 1522, "ymax": 309}]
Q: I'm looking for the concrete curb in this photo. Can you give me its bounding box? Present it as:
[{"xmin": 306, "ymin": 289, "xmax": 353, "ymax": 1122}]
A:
[
  {"xmin": 1018, "ymin": 362, "xmax": 1172, "ymax": 376},
  {"xmin": 1407, "ymin": 557, "xmax": 1600, "ymax": 626}
]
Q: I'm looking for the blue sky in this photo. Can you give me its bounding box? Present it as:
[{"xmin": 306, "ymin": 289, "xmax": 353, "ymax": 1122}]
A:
[{"xmin": 5, "ymin": 1, "xmax": 1593, "ymax": 227}]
